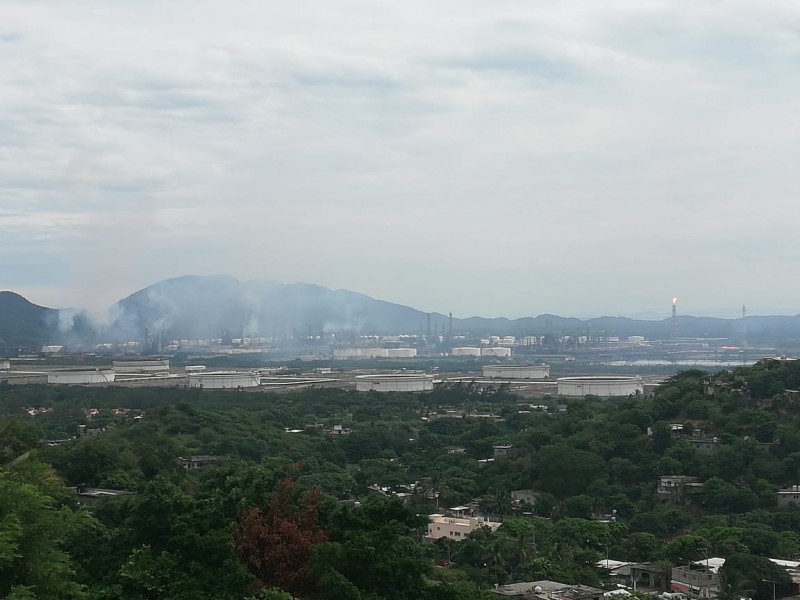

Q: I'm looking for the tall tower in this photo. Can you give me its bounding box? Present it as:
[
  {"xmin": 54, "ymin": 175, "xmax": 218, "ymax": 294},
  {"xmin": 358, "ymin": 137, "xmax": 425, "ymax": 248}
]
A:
[
  {"xmin": 671, "ymin": 297, "xmax": 678, "ymax": 341},
  {"xmin": 742, "ymin": 305, "xmax": 747, "ymax": 349},
  {"xmin": 448, "ymin": 312, "xmax": 453, "ymax": 341}
]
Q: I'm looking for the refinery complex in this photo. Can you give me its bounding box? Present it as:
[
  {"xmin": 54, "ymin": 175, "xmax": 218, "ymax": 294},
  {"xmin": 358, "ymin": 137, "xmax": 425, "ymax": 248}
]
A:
[{"xmin": 0, "ymin": 299, "xmax": 773, "ymax": 397}]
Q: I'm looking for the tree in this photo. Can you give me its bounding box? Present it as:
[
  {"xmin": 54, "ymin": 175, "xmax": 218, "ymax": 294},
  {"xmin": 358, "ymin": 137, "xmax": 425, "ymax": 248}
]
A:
[
  {"xmin": 310, "ymin": 495, "xmax": 432, "ymax": 600},
  {"xmin": 625, "ymin": 532, "xmax": 661, "ymax": 562},
  {"xmin": 234, "ymin": 475, "xmax": 326, "ymax": 597},
  {"xmin": 721, "ymin": 554, "xmax": 791, "ymax": 600},
  {"xmin": 0, "ymin": 473, "xmax": 87, "ymax": 599}
]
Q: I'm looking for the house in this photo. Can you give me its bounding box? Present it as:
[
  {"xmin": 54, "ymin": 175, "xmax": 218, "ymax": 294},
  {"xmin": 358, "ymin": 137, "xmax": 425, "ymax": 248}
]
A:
[
  {"xmin": 596, "ymin": 561, "xmax": 665, "ymax": 591},
  {"xmin": 777, "ymin": 485, "xmax": 800, "ymax": 507},
  {"xmin": 689, "ymin": 437, "xmax": 720, "ymax": 455},
  {"xmin": 511, "ymin": 490, "xmax": 539, "ymax": 507},
  {"xmin": 426, "ymin": 513, "xmax": 501, "ymax": 541},
  {"xmin": 493, "ymin": 444, "xmax": 514, "ymax": 457},
  {"xmin": 670, "ymin": 423, "xmax": 685, "ymax": 437},
  {"xmin": 670, "ymin": 558, "xmax": 725, "ymax": 598},
  {"xmin": 490, "ymin": 580, "xmax": 604, "ymax": 600},
  {"xmin": 657, "ymin": 475, "xmax": 702, "ymax": 503},
  {"xmin": 327, "ymin": 424, "xmax": 353, "ymax": 437},
  {"xmin": 448, "ymin": 505, "xmax": 473, "ymax": 518},
  {"xmin": 72, "ymin": 486, "xmax": 134, "ymax": 506},
  {"xmin": 177, "ymin": 455, "xmax": 220, "ymax": 471},
  {"xmin": 672, "ymin": 557, "xmax": 800, "ymax": 598}
]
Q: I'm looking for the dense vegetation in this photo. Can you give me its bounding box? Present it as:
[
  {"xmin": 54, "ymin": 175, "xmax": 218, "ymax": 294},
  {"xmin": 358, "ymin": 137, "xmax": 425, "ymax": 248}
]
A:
[{"xmin": 4, "ymin": 358, "xmax": 800, "ymax": 599}]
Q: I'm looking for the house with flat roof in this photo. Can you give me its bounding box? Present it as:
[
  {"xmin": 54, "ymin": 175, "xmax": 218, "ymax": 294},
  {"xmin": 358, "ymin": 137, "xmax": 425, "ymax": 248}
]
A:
[
  {"xmin": 426, "ymin": 513, "xmax": 501, "ymax": 541},
  {"xmin": 657, "ymin": 475, "xmax": 703, "ymax": 503},
  {"xmin": 778, "ymin": 485, "xmax": 800, "ymax": 507},
  {"xmin": 670, "ymin": 558, "xmax": 725, "ymax": 598}
]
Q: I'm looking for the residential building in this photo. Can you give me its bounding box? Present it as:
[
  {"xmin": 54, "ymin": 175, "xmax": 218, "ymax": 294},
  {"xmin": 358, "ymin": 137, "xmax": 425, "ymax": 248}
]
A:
[
  {"xmin": 689, "ymin": 437, "xmax": 720, "ymax": 455},
  {"xmin": 177, "ymin": 455, "xmax": 220, "ymax": 471},
  {"xmin": 657, "ymin": 475, "xmax": 702, "ymax": 503},
  {"xmin": 596, "ymin": 561, "xmax": 664, "ymax": 591},
  {"xmin": 493, "ymin": 444, "xmax": 514, "ymax": 457},
  {"xmin": 426, "ymin": 513, "xmax": 501, "ymax": 541},
  {"xmin": 72, "ymin": 486, "xmax": 134, "ymax": 506},
  {"xmin": 511, "ymin": 490, "xmax": 539, "ymax": 507},
  {"xmin": 778, "ymin": 485, "xmax": 800, "ymax": 507},
  {"xmin": 670, "ymin": 558, "xmax": 725, "ymax": 598}
]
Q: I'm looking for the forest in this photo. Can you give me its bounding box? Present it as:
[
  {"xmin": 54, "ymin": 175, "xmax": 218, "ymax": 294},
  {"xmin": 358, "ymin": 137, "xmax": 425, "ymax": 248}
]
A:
[{"xmin": 4, "ymin": 358, "xmax": 800, "ymax": 599}]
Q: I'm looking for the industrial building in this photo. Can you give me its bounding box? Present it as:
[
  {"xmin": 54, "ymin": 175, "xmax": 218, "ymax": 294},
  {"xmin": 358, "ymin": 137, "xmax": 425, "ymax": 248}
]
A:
[
  {"xmin": 47, "ymin": 368, "xmax": 115, "ymax": 385},
  {"xmin": 556, "ymin": 376, "xmax": 644, "ymax": 397},
  {"xmin": 188, "ymin": 371, "xmax": 260, "ymax": 389},
  {"xmin": 482, "ymin": 365, "xmax": 550, "ymax": 379},
  {"xmin": 355, "ymin": 373, "xmax": 435, "ymax": 392},
  {"xmin": 0, "ymin": 360, "xmax": 9, "ymax": 370}
]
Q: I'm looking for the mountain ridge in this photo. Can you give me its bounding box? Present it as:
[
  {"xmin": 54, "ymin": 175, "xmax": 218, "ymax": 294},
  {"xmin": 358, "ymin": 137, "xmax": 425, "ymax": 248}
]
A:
[{"xmin": 1, "ymin": 276, "xmax": 798, "ymax": 349}]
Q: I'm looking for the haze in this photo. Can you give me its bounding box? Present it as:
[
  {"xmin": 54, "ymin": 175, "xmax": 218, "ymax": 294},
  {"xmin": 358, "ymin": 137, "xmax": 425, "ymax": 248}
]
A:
[{"xmin": 2, "ymin": 1, "xmax": 799, "ymax": 319}]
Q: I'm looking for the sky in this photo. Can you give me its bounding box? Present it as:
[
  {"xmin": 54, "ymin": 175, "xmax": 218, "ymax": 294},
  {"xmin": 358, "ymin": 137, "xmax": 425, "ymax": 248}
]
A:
[{"xmin": 1, "ymin": 1, "xmax": 799, "ymax": 319}]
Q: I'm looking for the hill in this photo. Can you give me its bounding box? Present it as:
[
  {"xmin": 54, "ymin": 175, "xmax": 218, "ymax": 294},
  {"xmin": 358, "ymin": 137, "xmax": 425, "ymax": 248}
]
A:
[
  {"xmin": 106, "ymin": 275, "xmax": 450, "ymax": 340},
  {"xmin": 0, "ymin": 291, "xmax": 59, "ymax": 350},
  {"xmin": 2, "ymin": 276, "xmax": 800, "ymax": 347}
]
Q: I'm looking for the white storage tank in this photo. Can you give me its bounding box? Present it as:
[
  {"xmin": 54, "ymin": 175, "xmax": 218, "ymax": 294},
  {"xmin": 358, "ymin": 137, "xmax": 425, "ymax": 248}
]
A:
[
  {"xmin": 333, "ymin": 348, "xmax": 362, "ymax": 359},
  {"xmin": 452, "ymin": 347, "xmax": 482, "ymax": 357},
  {"xmin": 355, "ymin": 373, "xmax": 435, "ymax": 392},
  {"xmin": 482, "ymin": 365, "xmax": 550, "ymax": 379},
  {"xmin": 387, "ymin": 348, "xmax": 417, "ymax": 358},
  {"xmin": 188, "ymin": 371, "xmax": 260, "ymax": 389},
  {"xmin": 113, "ymin": 359, "xmax": 170, "ymax": 376},
  {"xmin": 481, "ymin": 347, "xmax": 512, "ymax": 358},
  {"xmin": 557, "ymin": 376, "xmax": 644, "ymax": 397},
  {"xmin": 48, "ymin": 368, "xmax": 115, "ymax": 385},
  {"xmin": 361, "ymin": 348, "xmax": 389, "ymax": 358}
]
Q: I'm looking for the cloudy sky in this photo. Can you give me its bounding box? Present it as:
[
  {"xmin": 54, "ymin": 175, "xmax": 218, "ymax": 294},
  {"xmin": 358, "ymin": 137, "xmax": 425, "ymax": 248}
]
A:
[{"xmin": 2, "ymin": 1, "xmax": 799, "ymax": 318}]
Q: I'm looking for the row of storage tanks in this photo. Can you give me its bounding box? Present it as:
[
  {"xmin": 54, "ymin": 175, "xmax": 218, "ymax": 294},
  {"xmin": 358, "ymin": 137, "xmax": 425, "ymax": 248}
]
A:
[
  {"xmin": 46, "ymin": 360, "xmax": 172, "ymax": 384},
  {"xmin": 333, "ymin": 348, "xmax": 417, "ymax": 359},
  {"xmin": 40, "ymin": 360, "xmax": 644, "ymax": 397},
  {"xmin": 452, "ymin": 347, "xmax": 512, "ymax": 357}
]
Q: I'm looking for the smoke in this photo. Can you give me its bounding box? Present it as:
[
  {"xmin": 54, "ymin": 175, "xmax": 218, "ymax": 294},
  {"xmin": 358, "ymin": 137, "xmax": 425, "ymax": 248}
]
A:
[
  {"xmin": 41, "ymin": 274, "xmax": 436, "ymax": 348},
  {"xmin": 323, "ymin": 319, "xmax": 366, "ymax": 334}
]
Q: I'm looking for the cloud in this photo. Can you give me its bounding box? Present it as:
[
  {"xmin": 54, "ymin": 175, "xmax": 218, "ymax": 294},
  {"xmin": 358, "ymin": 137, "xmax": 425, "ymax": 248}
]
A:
[{"xmin": 2, "ymin": 0, "xmax": 800, "ymax": 318}]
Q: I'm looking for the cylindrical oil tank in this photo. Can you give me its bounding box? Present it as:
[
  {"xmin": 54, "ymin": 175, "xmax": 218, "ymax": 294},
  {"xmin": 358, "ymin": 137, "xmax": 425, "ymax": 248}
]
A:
[
  {"xmin": 481, "ymin": 347, "xmax": 512, "ymax": 357},
  {"xmin": 387, "ymin": 348, "xmax": 417, "ymax": 358},
  {"xmin": 48, "ymin": 369, "xmax": 115, "ymax": 384},
  {"xmin": 557, "ymin": 376, "xmax": 644, "ymax": 397},
  {"xmin": 188, "ymin": 371, "xmax": 260, "ymax": 389},
  {"xmin": 482, "ymin": 365, "xmax": 550, "ymax": 379},
  {"xmin": 355, "ymin": 373, "xmax": 434, "ymax": 392},
  {"xmin": 451, "ymin": 347, "xmax": 482, "ymax": 357}
]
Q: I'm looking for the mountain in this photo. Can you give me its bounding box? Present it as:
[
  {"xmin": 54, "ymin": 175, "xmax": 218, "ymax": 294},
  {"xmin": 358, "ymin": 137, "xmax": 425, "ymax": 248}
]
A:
[
  {"xmin": 0, "ymin": 291, "xmax": 59, "ymax": 350},
  {"xmin": 2, "ymin": 276, "xmax": 800, "ymax": 349},
  {"xmin": 106, "ymin": 275, "xmax": 450, "ymax": 340}
]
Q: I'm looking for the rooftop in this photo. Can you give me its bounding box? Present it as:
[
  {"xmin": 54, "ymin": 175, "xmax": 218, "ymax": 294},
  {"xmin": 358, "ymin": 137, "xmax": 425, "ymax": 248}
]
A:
[{"xmin": 490, "ymin": 580, "xmax": 604, "ymax": 599}]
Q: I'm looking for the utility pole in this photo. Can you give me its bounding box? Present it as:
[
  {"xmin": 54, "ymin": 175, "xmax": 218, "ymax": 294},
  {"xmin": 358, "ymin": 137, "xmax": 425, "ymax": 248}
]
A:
[{"xmin": 763, "ymin": 578, "xmax": 776, "ymax": 600}]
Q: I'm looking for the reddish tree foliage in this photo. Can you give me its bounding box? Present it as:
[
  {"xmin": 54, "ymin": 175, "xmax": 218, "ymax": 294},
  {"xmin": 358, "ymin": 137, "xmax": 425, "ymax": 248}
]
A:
[{"xmin": 233, "ymin": 476, "xmax": 327, "ymax": 596}]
